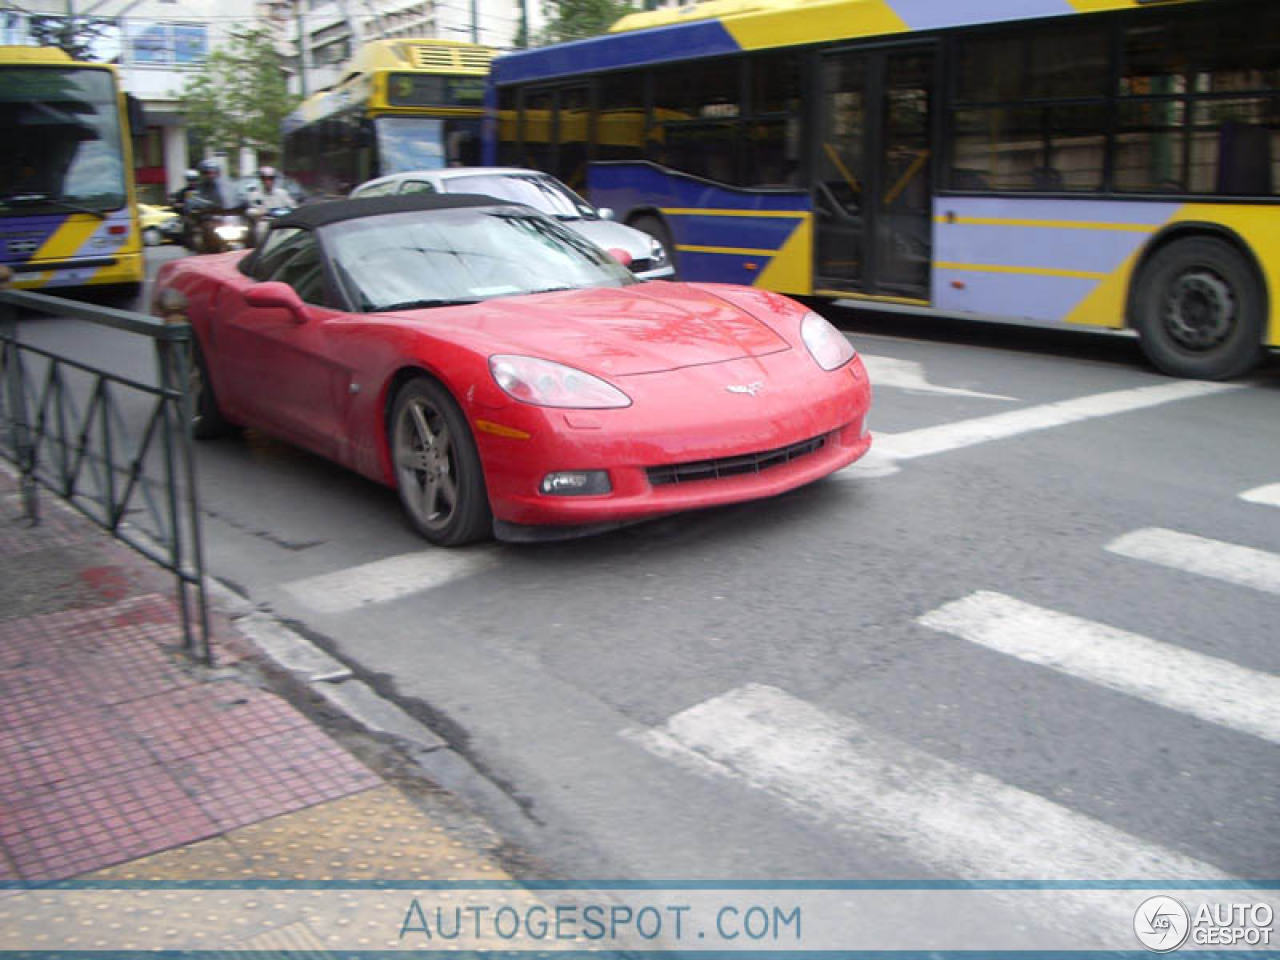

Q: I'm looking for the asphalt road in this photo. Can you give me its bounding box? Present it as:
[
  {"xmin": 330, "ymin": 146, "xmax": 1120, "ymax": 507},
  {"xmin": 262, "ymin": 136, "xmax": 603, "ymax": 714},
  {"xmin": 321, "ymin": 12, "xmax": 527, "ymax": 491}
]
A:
[{"xmin": 13, "ymin": 249, "xmax": 1280, "ymax": 906}]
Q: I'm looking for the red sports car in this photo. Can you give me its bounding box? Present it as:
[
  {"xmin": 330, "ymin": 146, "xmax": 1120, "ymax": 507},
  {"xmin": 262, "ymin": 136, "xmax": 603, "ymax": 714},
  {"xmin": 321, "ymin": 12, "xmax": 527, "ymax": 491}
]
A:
[{"xmin": 153, "ymin": 194, "xmax": 873, "ymax": 545}]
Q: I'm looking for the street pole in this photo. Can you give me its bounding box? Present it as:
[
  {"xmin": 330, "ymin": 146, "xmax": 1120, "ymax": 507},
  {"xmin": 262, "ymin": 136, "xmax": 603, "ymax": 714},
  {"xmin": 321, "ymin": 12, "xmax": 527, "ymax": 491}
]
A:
[
  {"xmin": 471, "ymin": 0, "xmax": 477, "ymax": 43},
  {"xmin": 294, "ymin": 0, "xmax": 308, "ymax": 97}
]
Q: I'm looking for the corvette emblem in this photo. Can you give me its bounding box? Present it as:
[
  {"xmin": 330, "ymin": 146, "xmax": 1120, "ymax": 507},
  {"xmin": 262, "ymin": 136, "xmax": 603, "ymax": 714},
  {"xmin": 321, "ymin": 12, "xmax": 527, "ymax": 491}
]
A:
[{"xmin": 726, "ymin": 381, "xmax": 764, "ymax": 396}]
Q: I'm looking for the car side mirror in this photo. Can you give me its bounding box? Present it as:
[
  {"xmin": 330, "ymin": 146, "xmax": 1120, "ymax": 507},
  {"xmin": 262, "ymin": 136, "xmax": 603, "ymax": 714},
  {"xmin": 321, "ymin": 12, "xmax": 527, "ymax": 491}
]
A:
[
  {"xmin": 597, "ymin": 207, "xmax": 615, "ymax": 221},
  {"xmin": 607, "ymin": 247, "xmax": 632, "ymax": 267},
  {"xmin": 245, "ymin": 281, "xmax": 307, "ymax": 322}
]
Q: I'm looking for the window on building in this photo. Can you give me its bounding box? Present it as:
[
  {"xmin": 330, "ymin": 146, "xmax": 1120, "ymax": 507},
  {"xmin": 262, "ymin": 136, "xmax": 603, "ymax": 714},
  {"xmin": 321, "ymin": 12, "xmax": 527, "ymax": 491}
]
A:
[{"xmin": 126, "ymin": 21, "xmax": 208, "ymax": 66}]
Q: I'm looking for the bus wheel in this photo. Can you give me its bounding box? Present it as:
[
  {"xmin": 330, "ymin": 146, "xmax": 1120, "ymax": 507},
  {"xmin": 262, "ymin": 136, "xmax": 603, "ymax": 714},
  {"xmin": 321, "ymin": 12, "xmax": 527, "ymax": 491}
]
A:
[
  {"xmin": 1132, "ymin": 236, "xmax": 1264, "ymax": 380},
  {"xmin": 630, "ymin": 215, "xmax": 676, "ymax": 277}
]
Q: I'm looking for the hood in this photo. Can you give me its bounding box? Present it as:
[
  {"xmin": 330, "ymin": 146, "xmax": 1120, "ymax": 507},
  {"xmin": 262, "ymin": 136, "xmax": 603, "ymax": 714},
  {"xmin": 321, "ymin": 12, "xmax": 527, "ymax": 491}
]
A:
[
  {"xmin": 565, "ymin": 218, "xmax": 655, "ymax": 260},
  {"xmin": 396, "ymin": 284, "xmax": 790, "ymax": 376}
]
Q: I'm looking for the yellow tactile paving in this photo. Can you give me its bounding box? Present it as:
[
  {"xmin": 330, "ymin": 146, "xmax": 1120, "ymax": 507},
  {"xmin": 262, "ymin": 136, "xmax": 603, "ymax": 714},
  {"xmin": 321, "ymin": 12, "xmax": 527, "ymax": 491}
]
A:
[
  {"xmin": 227, "ymin": 918, "xmax": 336, "ymax": 958},
  {"xmin": 83, "ymin": 835, "xmax": 250, "ymax": 881},
  {"xmin": 219, "ymin": 786, "xmax": 513, "ymax": 881}
]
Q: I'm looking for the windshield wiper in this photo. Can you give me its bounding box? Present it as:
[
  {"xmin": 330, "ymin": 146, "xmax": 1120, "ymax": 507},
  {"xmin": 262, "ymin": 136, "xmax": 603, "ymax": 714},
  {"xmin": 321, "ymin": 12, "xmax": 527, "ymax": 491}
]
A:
[
  {"xmin": 1, "ymin": 193, "xmax": 106, "ymax": 219},
  {"xmin": 526, "ymin": 286, "xmax": 576, "ymax": 295},
  {"xmin": 376, "ymin": 298, "xmax": 481, "ymax": 311}
]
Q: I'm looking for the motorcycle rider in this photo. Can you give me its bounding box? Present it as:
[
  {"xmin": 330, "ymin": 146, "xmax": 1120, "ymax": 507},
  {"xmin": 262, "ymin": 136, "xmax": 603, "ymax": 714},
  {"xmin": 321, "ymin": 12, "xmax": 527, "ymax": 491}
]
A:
[
  {"xmin": 246, "ymin": 166, "xmax": 296, "ymax": 214},
  {"xmin": 244, "ymin": 166, "xmax": 296, "ymax": 246},
  {"xmin": 171, "ymin": 169, "xmax": 201, "ymax": 248},
  {"xmin": 171, "ymin": 168, "xmax": 199, "ymax": 209},
  {"xmin": 193, "ymin": 158, "xmax": 238, "ymax": 210},
  {"xmin": 184, "ymin": 159, "xmax": 245, "ymax": 252}
]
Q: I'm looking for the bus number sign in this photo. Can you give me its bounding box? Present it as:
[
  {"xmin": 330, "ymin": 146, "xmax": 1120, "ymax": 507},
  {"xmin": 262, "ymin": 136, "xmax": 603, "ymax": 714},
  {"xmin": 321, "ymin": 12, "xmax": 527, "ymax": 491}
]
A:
[{"xmin": 388, "ymin": 74, "xmax": 486, "ymax": 108}]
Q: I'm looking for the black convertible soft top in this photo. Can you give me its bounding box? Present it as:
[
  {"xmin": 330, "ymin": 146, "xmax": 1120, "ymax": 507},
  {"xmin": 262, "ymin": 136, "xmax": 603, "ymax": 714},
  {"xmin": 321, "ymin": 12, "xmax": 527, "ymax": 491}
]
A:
[{"xmin": 272, "ymin": 193, "xmax": 516, "ymax": 230}]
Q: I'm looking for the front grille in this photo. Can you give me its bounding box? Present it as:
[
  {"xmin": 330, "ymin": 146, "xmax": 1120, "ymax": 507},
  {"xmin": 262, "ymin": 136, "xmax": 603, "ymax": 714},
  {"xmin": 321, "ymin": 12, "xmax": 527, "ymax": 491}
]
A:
[
  {"xmin": 647, "ymin": 434, "xmax": 828, "ymax": 486},
  {"xmin": 408, "ymin": 44, "xmax": 493, "ymax": 71}
]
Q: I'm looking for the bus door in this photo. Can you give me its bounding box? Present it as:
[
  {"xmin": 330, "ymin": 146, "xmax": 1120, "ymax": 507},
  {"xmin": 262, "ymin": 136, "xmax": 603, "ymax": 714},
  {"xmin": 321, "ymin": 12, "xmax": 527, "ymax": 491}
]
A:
[
  {"xmin": 815, "ymin": 46, "xmax": 934, "ymax": 300},
  {"xmin": 520, "ymin": 84, "xmax": 590, "ymax": 190}
]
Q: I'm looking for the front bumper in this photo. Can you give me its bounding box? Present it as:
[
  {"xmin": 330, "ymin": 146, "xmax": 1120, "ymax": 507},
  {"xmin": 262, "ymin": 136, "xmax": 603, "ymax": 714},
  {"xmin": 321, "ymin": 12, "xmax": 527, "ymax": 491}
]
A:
[{"xmin": 474, "ymin": 354, "xmax": 872, "ymax": 530}]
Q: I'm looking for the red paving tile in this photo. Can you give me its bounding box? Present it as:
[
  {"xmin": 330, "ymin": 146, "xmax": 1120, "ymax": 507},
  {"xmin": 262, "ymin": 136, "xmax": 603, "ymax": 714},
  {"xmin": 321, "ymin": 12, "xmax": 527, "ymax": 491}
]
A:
[
  {"xmin": 0, "ymin": 705, "xmax": 153, "ymax": 800},
  {"xmin": 113, "ymin": 683, "xmax": 312, "ymax": 764},
  {"xmin": 1, "ymin": 493, "xmax": 382, "ymax": 884},
  {"xmin": 172, "ymin": 725, "xmax": 381, "ymax": 832},
  {"xmin": 0, "ymin": 764, "xmax": 220, "ymax": 882}
]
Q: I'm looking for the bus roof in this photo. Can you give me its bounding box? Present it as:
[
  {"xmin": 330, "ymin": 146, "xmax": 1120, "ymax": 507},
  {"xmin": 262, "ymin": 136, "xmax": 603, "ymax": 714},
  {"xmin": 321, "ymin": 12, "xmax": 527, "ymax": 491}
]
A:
[
  {"xmin": 0, "ymin": 45, "xmax": 77, "ymax": 64},
  {"xmin": 343, "ymin": 38, "xmax": 493, "ymax": 77},
  {"xmin": 493, "ymin": 0, "xmax": 1165, "ymax": 85}
]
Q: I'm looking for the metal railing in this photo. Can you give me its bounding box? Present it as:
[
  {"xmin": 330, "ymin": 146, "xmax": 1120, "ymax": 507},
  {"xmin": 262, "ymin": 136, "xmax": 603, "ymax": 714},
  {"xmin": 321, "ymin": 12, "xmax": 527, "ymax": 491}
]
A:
[{"xmin": 0, "ymin": 280, "xmax": 210, "ymax": 663}]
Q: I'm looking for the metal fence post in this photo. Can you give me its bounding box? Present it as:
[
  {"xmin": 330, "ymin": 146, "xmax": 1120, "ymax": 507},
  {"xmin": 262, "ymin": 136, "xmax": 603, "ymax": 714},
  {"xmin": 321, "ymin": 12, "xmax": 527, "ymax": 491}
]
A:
[
  {"xmin": 157, "ymin": 309, "xmax": 212, "ymax": 665},
  {"xmin": 0, "ymin": 267, "xmax": 39, "ymax": 524}
]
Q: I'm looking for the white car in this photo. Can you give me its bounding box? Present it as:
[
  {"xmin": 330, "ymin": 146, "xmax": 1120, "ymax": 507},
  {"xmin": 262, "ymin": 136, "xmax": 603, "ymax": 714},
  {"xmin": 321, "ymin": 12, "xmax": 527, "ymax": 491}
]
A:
[{"xmin": 350, "ymin": 167, "xmax": 676, "ymax": 281}]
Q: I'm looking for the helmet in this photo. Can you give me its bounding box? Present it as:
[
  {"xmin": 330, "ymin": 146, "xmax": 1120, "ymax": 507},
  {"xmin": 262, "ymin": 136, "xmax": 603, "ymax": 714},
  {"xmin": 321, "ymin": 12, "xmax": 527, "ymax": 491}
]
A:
[
  {"xmin": 197, "ymin": 159, "xmax": 219, "ymax": 174},
  {"xmin": 258, "ymin": 165, "xmax": 277, "ymax": 179},
  {"xmin": 184, "ymin": 169, "xmax": 199, "ymax": 181}
]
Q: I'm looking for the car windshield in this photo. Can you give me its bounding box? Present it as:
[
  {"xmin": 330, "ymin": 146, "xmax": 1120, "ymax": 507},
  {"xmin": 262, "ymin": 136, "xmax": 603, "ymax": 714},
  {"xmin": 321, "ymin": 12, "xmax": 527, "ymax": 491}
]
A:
[
  {"xmin": 442, "ymin": 174, "xmax": 598, "ymax": 221},
  {"xmin": 325, "ymin": 206, "xmax": 635, "ymax": 312}
]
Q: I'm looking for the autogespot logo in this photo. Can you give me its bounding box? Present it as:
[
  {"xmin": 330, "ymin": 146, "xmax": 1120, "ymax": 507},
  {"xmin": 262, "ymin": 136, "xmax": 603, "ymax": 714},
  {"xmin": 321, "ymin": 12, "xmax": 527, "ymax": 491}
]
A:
[{"xmin": 1135, "ymin": 896, "xmax": 1191, "ymax": 952}]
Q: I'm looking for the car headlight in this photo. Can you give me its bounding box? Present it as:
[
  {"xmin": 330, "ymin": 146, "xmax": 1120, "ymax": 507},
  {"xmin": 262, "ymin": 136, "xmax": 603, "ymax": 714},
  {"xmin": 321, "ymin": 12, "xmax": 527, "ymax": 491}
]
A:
[
  {"xmin": 800, "ymin": 311, "xmax": 856, "ymax": 371},
  {"xmin": 490, "ymin": 355, "xmax": 632, "ymax": 409},
  {"xmin": 647, "ymin": 235, "xmax": 668, "ymax": 267},
  {"xmin": 215, "ymin": 224, "xmax": 247, "ymax": 240}
]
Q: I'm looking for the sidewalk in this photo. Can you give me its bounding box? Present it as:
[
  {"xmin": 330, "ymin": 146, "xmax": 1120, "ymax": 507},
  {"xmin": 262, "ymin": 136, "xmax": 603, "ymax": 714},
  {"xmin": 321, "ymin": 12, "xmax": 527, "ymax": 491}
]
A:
[{"xmin": 1, "ymin": 470, "xmax": 516, "ymax": 913}]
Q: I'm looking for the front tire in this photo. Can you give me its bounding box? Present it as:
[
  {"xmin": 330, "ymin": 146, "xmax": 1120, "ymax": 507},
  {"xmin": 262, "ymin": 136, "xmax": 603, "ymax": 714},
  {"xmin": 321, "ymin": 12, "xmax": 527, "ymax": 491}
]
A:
[
  {"xmin": 390, "ymin": 377, "xmax": 492, "ymax": 546},
  {"xmin": 188, "ymin": 338, "xmax": 236, "ymax": 439},
  {"xmin": 143, "ymin": 226, "xmax": 163, "ymax": 247},
  {"xmin": 1132, "ymin": 236, "xmax": 1265, "ymax": 380}
]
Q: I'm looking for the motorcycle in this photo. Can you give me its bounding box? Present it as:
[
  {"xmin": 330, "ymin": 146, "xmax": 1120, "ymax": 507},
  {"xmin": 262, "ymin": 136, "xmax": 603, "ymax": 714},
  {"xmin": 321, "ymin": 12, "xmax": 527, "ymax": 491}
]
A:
[
  {"xmin": 183, "ymin": 195, "xmax": 252, "ymax": 253},
  {"xmin": 246, "ymin": 205, "xmax": 293, "ymax": 247}
]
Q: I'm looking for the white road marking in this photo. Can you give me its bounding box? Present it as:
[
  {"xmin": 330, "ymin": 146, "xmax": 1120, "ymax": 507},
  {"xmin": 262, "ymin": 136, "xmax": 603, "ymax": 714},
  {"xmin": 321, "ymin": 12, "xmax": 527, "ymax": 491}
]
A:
[
  {"xmin": 281, "ymin": 550, "xmax": 497, "ymax": 613},
  {"xmin": 919, "ymin": 591, "xmax": 1280, "ymax": 746},
  {"xmin": 860, "ymin": 354, "xmax": 1017, "ymax": 401},
  {"xmin": 1106, "ymin": 527, "xmax": 1280, "ymax": 597},
  {"xmin": 632, "ymin": 683, "xmax": 1226, "ymax": 881},
  {"xmin": 870, "ymin": 380, "xmax": 1238, "ymax": 462},
  {"xmin": 1241, "ymin": 483, "xmax": 1280, "ymax": 509}
]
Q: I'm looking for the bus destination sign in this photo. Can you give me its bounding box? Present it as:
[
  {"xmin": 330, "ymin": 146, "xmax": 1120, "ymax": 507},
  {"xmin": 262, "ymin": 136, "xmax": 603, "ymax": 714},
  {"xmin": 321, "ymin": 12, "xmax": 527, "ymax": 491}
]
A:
[{"xmin": 387, "ymin": 73, "xmax": 486, "ymax": 108}]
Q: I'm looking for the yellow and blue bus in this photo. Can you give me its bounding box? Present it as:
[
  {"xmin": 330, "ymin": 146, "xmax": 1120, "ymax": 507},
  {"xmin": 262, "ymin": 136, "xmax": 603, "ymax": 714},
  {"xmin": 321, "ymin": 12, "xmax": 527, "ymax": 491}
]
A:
[
  {"xmin": 2, "ymin": 46, "xmax": 144, "ymax": 298},
  {"xmin": 487, "ymin": 0, "xmax": 1280, "ymax": 379},
  {"xmin": 282, "ymin": 38, "xmax": 494, "ymax": 198}
]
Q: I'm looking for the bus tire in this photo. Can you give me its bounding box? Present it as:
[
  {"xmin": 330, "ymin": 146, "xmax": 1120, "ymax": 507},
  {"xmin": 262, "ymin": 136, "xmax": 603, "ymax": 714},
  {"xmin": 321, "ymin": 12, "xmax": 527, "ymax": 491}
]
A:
[
  {"xmin": 630, "ymin": 215, "xmax": 676, "ymax": 278},
  {"xmin": 1132, "ymin": 236, "xmax": 1265, "ymax": 380}
]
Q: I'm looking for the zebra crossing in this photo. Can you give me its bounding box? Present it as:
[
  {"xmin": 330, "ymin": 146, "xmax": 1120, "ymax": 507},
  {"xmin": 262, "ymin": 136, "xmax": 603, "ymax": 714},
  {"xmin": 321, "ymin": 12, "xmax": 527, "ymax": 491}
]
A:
[{"xmin": 630, "ymin": 482, "xmax": 1279, "ymax": 881}]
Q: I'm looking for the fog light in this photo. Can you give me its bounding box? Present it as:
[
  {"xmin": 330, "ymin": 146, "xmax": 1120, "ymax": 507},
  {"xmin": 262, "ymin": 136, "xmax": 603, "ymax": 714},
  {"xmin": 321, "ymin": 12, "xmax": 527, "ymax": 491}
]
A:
[{"xmin": 540, "ymin": 470, "xmax": 611, "ymax": 496}]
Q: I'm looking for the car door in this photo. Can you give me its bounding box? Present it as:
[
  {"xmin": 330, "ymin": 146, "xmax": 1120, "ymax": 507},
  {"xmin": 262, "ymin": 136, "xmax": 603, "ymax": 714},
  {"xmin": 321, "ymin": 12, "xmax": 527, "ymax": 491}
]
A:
[{"xmin": 218, "ymin": 228, "xmax": 352, "ymax": 458}]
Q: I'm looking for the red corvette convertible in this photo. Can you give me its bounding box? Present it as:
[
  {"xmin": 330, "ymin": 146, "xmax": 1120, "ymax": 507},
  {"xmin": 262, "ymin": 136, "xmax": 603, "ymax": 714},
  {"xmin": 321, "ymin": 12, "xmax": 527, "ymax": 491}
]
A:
[{"xmin": 153, "ymin": 194, "xmax": 873, "ymax": 545}]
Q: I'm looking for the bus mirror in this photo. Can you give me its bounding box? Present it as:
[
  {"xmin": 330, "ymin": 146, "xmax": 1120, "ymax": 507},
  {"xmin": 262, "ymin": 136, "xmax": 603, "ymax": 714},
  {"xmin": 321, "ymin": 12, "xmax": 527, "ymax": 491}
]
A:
[{"xmin": 125, "ymin": 94, "xmax": 146, "ymax": 137}]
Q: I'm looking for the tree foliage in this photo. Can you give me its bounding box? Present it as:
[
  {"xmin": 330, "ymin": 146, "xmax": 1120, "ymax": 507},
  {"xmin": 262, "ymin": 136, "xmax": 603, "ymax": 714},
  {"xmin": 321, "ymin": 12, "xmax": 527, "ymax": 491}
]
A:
[
  {"xmin": 536, "ymin": 0, "xmax": 638, "ymax": 45},
  {"xmin": 179, "ymin": 29, "xmax": 299, "ymax": 172},
  {"xmin": 28, "ymin": 14, "xmax": 115, "ymax": 61}
]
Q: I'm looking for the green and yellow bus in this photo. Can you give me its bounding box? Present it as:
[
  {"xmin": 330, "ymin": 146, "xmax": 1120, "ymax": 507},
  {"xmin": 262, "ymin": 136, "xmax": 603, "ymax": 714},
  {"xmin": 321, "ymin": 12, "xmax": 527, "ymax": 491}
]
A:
[
  {"xmin": 283, "ymin": 38, "xmax": 494, "ymax": 198},
  {"xmin": 488, "ymin": 0, "xmax": 1280, "ymax": 378},
  {"xmin": 2, "ymin": 45, "xmax": 144, "ymax": 298}
]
